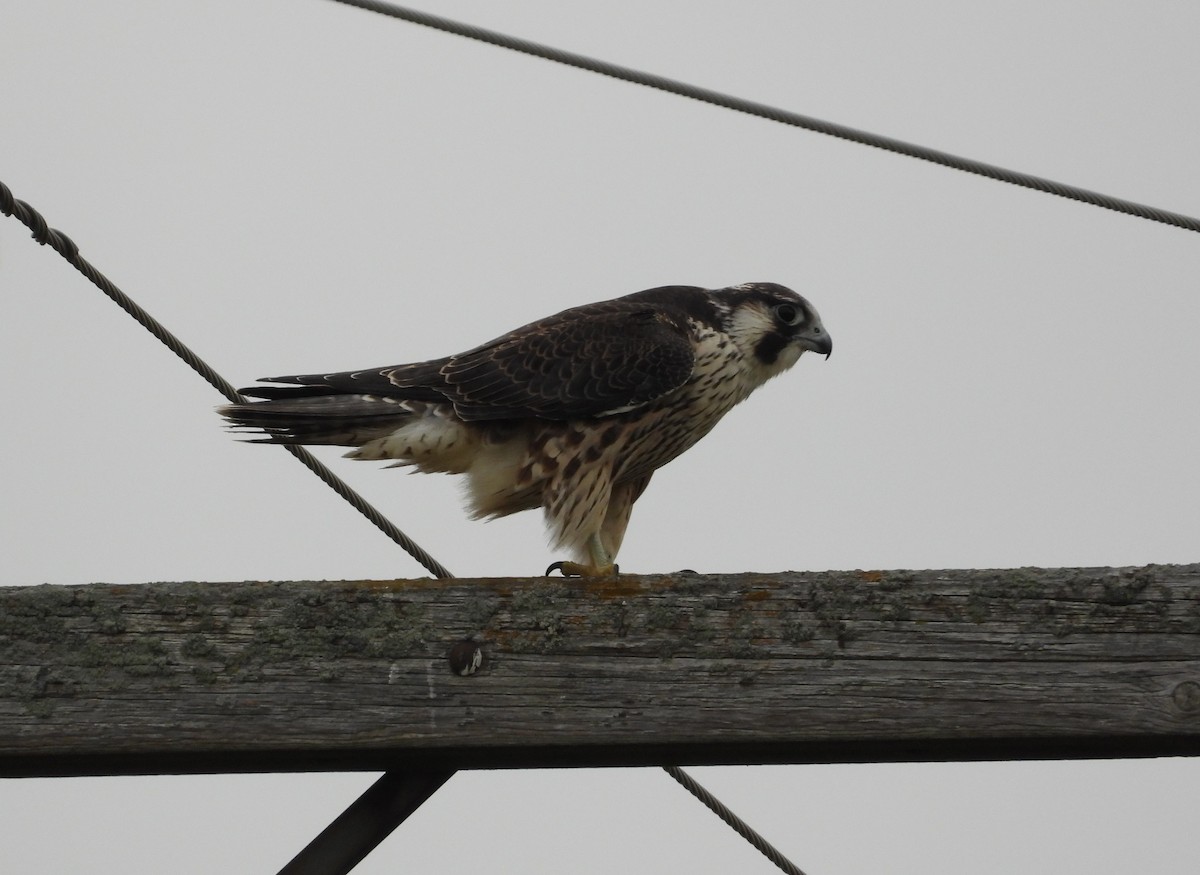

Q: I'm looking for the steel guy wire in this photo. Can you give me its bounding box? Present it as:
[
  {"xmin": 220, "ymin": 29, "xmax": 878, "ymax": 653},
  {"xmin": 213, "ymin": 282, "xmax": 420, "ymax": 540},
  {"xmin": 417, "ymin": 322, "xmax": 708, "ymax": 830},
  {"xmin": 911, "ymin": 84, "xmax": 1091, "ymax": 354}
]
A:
[
  {"xmin": 665, "ymin": 766, "xmax": 809, "ymax": 875},
  {"xmin": 327, "ymin": 0, "xmax": 1200, "ymax": 235},
  {"xmin": 0, "ymin": 180, "xmax": 454, "ymax": 580},
  {"xmin": 2, "ymin": 180, "xmax": 805, "ymax": 872},
  {"xmin": 9, "ymin": 2, "xmax": 835, "ymax": 855}
]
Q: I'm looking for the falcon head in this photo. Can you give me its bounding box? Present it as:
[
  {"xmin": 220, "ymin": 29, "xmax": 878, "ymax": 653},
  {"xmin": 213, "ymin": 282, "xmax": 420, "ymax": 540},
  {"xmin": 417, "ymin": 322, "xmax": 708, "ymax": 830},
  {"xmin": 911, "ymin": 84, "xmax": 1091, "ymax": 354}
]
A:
[{"xmin": 716, "ymin": 282, "xmax": 832, "ymax": 386}]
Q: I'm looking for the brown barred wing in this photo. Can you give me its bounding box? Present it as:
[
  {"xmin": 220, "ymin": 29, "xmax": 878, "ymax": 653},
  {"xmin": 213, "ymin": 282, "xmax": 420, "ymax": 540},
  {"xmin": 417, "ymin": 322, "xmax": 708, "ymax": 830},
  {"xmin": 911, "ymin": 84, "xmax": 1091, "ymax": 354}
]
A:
[{"xmin": 435, "ymin": 301, "xmax": 696, "ymax": 421}]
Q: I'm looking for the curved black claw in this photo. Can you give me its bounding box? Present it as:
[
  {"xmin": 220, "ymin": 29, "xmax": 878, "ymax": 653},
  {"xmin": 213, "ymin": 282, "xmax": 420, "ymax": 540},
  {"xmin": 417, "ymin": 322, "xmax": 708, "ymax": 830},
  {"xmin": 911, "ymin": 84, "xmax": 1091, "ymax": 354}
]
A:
[{"xmin": 545, "ymin": 561, "xmax": 619, "ymax": 578}]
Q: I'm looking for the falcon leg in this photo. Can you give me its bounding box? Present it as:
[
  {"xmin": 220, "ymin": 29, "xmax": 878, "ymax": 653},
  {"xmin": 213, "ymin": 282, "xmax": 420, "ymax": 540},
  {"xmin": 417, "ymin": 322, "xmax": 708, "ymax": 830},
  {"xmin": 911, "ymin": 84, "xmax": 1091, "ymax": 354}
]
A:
[{"xmin": 545, "ymin": 534, "xmax": 619, "ymax": 578}]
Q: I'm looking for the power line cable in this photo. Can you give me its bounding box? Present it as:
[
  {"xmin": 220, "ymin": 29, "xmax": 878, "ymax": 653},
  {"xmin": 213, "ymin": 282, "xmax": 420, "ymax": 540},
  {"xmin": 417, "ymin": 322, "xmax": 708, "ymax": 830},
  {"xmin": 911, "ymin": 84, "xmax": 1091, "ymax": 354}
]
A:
[
  {"xmin": 327, "ymin": 0, "xmax": 1200, "ymax": 235},
  {"xmin": 0, "ymin": 180, "xmax": 454, "ymax": 580},
  {"xmin": 665, "ymin": 766, "xmax": 809, "ymax": 875},
  {"xmin": 3, "ymin": 181, "xmax": 807, "ymax": 874}
]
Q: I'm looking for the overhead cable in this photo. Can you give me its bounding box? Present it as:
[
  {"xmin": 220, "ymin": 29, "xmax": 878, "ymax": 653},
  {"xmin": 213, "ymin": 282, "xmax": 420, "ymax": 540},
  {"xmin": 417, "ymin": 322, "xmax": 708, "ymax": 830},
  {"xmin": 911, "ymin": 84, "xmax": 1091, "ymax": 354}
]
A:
[
  {"xmin": 328, "ymin": 0, "xmax": 1200, "ymax": 235},
  {"xmin": 4, "ymin": 185, "xmax": 805, "ymax": 875},
  {"xmin": 664, "ymin": 765, "xmax": 810, "ymax": 875},
  {"xmin": 0, "ymin": 180, "xmax": 454, "ymax": 580}
]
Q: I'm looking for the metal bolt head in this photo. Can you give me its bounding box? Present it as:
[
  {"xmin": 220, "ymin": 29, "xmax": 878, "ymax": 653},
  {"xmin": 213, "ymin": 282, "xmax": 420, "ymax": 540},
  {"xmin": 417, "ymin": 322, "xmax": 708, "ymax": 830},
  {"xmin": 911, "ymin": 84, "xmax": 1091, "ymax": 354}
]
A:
[
  {"xmin": 1172, "ymin": 680, "xmax": 1200, "ymax": 713},
  {"xmin": 447, "ymin": 640, "xmax": 484, "ymax": 676}
]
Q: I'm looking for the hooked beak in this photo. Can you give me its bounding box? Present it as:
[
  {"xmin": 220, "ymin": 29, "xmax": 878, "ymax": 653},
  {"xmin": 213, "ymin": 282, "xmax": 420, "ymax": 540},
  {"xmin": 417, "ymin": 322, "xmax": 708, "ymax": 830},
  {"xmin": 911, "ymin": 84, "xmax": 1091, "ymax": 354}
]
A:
[{"xmin": 797, "ymin": 329, "xmax": 832, "ymax": 359}]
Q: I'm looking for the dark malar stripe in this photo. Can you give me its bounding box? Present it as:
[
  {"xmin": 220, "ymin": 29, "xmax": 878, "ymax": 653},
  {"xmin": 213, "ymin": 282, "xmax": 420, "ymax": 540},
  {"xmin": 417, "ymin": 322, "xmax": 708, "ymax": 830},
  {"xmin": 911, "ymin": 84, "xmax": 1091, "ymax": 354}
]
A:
[{"xmin": 753, "ymin": 331, "xmax": 790, "ymax": 365}]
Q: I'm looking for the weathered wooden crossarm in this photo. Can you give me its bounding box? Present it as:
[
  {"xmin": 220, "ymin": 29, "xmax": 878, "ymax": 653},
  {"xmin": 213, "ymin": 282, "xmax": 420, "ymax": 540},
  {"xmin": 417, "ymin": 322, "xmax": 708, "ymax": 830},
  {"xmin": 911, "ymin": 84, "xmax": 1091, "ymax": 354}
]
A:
[{"xmin": 2, "ymin": 565, "xmax": 1198, "ymax": 777}]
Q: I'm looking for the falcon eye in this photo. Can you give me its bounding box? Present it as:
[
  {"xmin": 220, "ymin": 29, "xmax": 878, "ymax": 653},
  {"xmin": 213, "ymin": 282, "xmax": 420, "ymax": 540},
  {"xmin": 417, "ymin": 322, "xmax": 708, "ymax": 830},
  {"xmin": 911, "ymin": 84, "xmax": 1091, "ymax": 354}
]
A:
[{"xmin": 773, "ymin": 303, "xmax": 801, "ymax": 326}]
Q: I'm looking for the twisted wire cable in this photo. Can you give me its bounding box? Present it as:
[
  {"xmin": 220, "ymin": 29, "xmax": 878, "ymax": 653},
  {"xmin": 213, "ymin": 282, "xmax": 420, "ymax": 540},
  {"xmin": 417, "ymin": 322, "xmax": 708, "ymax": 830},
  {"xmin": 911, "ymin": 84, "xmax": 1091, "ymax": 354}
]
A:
[
  {"xmin": 664, "ymin": 766, "xmax": 809, "ymax": 875},
  {"xmin": 0, "ymin": 186, "xmax": 815, "ymax": 870},
  {"xmin": 329, "ymin": 0, "xmax": 1200, "ymax": 235},
  {"xmin": 1, "ymin": 180, "xmax": 454, "ymax": 580}
]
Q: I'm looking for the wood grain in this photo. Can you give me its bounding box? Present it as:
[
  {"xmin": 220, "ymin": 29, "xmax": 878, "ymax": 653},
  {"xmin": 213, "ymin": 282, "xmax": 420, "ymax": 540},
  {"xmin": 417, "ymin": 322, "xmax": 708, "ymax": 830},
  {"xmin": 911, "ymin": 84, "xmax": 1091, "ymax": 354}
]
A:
[{"xmin": 2, "ymin": 565, "xmax": 1198, "ymax": 776}]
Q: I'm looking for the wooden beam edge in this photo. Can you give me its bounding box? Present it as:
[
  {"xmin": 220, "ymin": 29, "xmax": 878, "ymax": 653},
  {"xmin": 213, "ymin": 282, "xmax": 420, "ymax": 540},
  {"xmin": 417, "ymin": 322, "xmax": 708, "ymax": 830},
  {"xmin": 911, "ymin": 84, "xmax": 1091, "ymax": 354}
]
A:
[{"xmin": 2, "ymin": 565, "xmax": 1198, "ymax": 776}]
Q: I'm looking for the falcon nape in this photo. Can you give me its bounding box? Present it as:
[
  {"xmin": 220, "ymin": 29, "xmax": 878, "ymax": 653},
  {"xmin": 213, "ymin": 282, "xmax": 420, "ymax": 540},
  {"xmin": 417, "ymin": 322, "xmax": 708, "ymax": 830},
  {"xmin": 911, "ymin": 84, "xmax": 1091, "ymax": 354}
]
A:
[{"xmin": 220, "ymin": 282, "xmax": 831, "ymax": 577}]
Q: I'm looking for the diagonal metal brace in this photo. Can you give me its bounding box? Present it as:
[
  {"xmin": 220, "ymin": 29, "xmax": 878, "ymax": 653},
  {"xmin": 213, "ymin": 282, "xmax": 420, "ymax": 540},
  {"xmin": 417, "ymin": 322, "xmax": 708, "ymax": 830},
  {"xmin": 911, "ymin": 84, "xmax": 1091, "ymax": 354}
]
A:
[{"xmin": 277, "ymin": 769, "xmax": 455, "ymax": 875}]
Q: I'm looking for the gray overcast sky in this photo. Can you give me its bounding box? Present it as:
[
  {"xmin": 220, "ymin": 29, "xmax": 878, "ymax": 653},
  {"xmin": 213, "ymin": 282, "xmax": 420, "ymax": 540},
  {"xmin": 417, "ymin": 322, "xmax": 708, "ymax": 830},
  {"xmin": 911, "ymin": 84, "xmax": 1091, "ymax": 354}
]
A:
[{"xmin": 2, "ymin": 1, "xmax": 1198, "ymax": 873}]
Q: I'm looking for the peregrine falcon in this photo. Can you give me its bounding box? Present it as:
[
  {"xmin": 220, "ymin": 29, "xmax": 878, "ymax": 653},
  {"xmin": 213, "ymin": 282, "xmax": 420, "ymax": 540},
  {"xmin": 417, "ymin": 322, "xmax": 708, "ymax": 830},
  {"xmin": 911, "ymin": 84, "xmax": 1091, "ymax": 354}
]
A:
[{"xmin": 220, "ymin": 282, "xmax": 830, "ymax": 576}]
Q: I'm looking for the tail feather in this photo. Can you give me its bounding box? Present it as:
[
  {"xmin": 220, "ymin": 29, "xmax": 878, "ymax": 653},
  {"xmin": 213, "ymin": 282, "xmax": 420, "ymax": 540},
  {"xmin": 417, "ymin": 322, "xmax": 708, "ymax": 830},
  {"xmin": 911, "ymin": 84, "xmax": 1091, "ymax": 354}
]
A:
[
  {"xmin": 237, "ymin": 384, "xmax": 343, "ymax": 401},
  {"xmin": 219, "ymin": 393, "xmax": 413, "ymax": 447}
]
